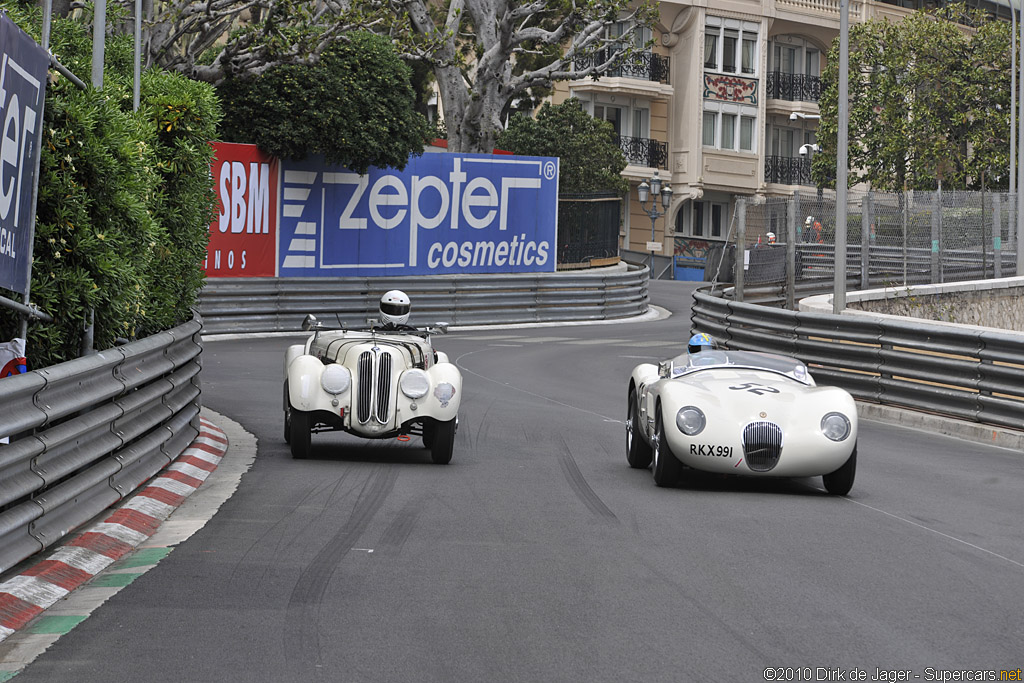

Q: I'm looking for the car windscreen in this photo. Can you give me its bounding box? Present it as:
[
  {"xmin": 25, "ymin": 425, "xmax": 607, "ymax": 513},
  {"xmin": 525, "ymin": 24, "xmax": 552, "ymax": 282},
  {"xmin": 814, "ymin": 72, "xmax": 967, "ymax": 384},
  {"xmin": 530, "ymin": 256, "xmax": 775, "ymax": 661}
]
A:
[{"xmin": 671, "ymin": 349, "xmax": 811, "ymax": 384}]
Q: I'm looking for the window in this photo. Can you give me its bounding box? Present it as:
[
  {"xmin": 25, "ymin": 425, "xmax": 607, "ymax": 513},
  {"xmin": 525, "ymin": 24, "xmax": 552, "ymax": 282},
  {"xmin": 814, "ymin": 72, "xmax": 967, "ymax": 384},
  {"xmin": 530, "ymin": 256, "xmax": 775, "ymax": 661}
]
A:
[
  {"xmin": 705, "ymin": 20, "xmax": 759, "ymax": 76},
  {"xmin": 703, "ymin": 108, "xmax": 757, "ymax": 152},
  {"xmin": 740, "ymin": 117, "xmax": 755, "ymax": 151},
  {"xmin": 594, "ymin": 105, "xmax": 623, "ymax": 135},
  {"xmin": 703, "ymin": 112, "xmax": 717, "ymax": 147},
  {"xmin": 693, "ymin": 201, "xmax": 728, "ymax": 238},
  {"xmin": 721, "ymin": 114, "xmax": 736, "ymax": 150},
  {"xmin": 770, "ymin": 38, "xmax": 820, "ymax": 77}
]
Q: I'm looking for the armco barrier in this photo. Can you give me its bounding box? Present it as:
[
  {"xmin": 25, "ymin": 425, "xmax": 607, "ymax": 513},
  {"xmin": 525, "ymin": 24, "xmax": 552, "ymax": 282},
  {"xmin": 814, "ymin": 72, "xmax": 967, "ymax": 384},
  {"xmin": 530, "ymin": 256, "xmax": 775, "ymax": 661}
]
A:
[
  {"xmin": 197, "ymin": 265, "xmax": 650, "ymax": 334},
  {"xmin": 690, "ymin": 287, "xmax": 1024, "ymax": 431},
  {"xmin": 0, "ymin": 315, "xmax": 203, "ymax": 574}
]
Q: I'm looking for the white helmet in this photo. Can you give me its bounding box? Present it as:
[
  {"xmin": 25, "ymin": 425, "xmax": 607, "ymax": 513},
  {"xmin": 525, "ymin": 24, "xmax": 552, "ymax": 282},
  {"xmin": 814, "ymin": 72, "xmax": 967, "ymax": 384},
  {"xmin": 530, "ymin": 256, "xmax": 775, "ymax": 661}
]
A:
[{"xmin": 379, "ymin": 290, "xmax": 410, "ymax": 326}]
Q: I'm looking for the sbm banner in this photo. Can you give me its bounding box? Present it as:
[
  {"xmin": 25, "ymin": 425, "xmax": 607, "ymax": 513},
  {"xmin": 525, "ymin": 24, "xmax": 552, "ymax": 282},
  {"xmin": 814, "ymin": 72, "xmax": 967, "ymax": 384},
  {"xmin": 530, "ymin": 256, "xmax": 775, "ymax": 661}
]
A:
[
  {"xmin": 278, "ymin": 152, "xmax": 559, "ymax": 276},
  {"xmin": 0, "ymin": 12, "xmax": 50, "ymax": 295},
  {"xmin": 204, "ymin": 141, "xmax": 279, "ymax": 277}
]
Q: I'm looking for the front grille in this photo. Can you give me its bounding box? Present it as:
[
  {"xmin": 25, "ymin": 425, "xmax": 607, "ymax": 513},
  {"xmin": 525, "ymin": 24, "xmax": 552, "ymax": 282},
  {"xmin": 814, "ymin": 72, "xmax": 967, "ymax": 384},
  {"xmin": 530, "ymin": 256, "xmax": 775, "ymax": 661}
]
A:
[
  {"xmin": 742, "ymin": 421, "xmax": 783, "ymax": 472},
  {"xmin": 358, "ymin": 351, "xmax": 373, "ymax": 423},
  {"xmin": 376, "ymin": 353, "xmax": 392, "ymax": 423},
  {"xmin": 355, "ymin": 349, "xmax": 394, "ymax": 425}
]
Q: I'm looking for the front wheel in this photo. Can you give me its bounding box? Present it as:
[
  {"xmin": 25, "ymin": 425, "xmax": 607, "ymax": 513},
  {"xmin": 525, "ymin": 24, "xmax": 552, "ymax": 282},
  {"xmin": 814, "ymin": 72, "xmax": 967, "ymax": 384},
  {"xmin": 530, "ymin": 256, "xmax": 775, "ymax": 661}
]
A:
[
  {"xmin": 626, "ymin": 389, "xmax": 652, "ymax": 469},
  {"xmin": 652, "ymin": 408, "xmax": 682, "ymax": 487},
  {"xmin": 289, "ymin": 409, "xmax": 312, "ymax": 460},
  {"xmin": 422, "ymin": 421, "xmax": 436, "ymax": 449},
  {"xmin": 823, "ymin": 445, "xmax": 857, "ymax": 496},
  {"xmin": 283, "ymin": 382, "xmax": 292, "ymax": 444},
  {"xmin": 430, "ymin": 418, "xmax": 457, "ymax": 464}
]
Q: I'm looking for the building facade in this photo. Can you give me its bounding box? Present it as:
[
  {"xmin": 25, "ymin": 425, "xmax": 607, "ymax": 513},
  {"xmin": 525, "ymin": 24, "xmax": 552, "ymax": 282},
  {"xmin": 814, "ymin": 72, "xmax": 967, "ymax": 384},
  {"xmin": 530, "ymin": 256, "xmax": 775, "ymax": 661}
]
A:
[{"xmin": 551, "ymin": 0, "xmax": 1011, "ymax": 271}]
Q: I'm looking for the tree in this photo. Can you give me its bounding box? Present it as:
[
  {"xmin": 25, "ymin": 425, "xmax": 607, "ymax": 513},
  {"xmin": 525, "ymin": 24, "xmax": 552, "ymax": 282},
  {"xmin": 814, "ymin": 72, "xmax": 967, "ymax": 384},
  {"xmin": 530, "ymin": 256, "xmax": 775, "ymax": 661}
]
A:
[
  {"xmin": 385, "ymin": 0, "xmax": 658, "ymax": 154},
  {"xmin": 814, "ymin": 3, "xmax": 1012, "ymax": 191},
  {"xmin": 217, "ymin": 32, "xmax": 431, "ymax": 172},
  {"xmin": 497, "ymin": 98, "xmax": 627, "ymax": 194}
]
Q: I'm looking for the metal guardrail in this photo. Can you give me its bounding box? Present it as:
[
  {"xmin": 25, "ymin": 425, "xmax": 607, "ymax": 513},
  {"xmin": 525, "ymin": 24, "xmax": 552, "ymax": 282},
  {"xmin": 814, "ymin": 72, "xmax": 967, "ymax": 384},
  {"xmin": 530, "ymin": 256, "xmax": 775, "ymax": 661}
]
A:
[
  {"xmin": 0, "ymin": 315, "xmax": 203, "ymax": 574},
  {"xmin": 197, "ymin": 266, "xmax": 650, "ymax": 334},
  {"xmin": 690, "ymin": 287, "xmax": 1024, "ymax": 431}
]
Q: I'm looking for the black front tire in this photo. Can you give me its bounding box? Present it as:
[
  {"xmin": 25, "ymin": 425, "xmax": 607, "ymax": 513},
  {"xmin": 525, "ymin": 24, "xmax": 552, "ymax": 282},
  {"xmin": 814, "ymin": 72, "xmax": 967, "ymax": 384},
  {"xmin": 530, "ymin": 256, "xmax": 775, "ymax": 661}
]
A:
[
  {"xmin": 289, "ymin": 409, "xmax": 312, "ymax": 460},
  {"xmin": 422, "ymin": 420, "xmax": 436, "ymax": 449},
  {"xmin": 626, "ymin": 389, "xmax": 652, "ymax": 469},
  {"xmin": 652, "ymin": 408, "xmax": 682, "ymax": 487},
  {"xmin": 283, "ymin": 382, "xmax": 292, "ymax": 444},
  {"xmin": 823, "ymin": 445, "xmax": 857, "ymax": 496},
  {"xmin": 430, "ymin": 418, "xmax": 457, "ymax": 464}
]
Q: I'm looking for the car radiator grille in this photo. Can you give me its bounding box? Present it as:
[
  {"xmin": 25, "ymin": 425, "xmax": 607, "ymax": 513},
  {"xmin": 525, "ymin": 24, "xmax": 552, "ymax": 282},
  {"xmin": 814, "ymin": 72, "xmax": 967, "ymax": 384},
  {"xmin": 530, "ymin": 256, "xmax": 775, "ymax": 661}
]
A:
[
  {"xmin": 742, "ymin": 421, "xmax": 783, "ymax": 472},
  {"xmin": 356, "ymin": 350, "xmax": 394, "ymax": 425}
]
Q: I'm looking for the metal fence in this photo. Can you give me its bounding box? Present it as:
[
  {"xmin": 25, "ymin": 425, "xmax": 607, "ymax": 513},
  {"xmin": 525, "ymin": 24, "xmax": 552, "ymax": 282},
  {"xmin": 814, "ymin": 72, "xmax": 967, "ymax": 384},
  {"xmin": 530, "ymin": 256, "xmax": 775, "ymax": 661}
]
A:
[
  {"xmin": 691, "ymin": 287, "xmax": 1024, "ymax": 430},
  {"xmin": 0, "ymin": 315, "xmax": 203, "ymax": 574},
  {"xmin": 198, "ymin": 265, "xmax": 649, "ymax": 335},
  {"xmin": 557, "ymin": 193, "xmax": 622, "ymax": 266},
  {"xmin": 729, "ymin": 190, "xmax": 1018, "ymax": 306}
]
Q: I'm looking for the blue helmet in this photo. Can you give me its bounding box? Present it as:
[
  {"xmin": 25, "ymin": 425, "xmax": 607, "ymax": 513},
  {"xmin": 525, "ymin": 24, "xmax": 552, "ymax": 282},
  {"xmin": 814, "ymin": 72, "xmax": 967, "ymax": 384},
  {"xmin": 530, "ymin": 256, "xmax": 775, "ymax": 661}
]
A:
[{"xmin": 687, "ymin": 333, "xmax": 716, "ymax": 354}]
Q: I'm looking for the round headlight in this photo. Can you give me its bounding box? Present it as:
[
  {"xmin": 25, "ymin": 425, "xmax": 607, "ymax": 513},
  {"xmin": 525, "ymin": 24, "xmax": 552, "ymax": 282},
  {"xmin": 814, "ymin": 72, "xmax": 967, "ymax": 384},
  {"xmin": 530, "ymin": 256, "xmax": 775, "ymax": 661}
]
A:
[
  {"xmin": 821, "ymin": 412, "xmax": 851, "ymax": 441},
  {"xmin": 320, "ymin": 364, "xmax": 351, "ymax": 395},
  {"xmin": 676, "ymin": 406, "xmax": 706, "ymax": 436},
  {"xmin": 399, "ymin": 369, "xmax": 430, "ymax": 399}
]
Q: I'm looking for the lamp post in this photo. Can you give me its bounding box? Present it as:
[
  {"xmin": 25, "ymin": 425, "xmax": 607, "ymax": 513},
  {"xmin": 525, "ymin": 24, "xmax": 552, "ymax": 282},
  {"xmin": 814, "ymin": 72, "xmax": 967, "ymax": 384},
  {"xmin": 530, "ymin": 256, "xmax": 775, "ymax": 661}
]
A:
[
  {"xmin": 800, "ymin": 143, "xmax": 822, "ymax": 201},
  {"xmin": 789, "ymin": 112, "xmax": 821, "ymax": 122},
  {"xmin": 637, "ymin": 171, "xmax": 674, "ymax": 276}
]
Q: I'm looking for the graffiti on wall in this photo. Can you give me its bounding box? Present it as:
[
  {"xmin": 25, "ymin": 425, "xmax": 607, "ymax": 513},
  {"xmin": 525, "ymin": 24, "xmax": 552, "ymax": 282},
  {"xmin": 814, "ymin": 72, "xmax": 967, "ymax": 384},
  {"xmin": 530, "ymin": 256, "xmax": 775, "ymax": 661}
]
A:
[{"xmin": 674, "ymin": 237, "xmax": 712, "ymax": 259}]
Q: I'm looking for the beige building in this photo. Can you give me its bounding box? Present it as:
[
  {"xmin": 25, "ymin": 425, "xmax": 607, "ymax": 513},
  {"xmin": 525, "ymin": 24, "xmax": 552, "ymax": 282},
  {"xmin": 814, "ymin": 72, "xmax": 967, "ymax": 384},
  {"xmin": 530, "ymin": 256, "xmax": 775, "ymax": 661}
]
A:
[{"xmin": 551, "ymin": 0, "xmax": 1013, "ymax": 273}]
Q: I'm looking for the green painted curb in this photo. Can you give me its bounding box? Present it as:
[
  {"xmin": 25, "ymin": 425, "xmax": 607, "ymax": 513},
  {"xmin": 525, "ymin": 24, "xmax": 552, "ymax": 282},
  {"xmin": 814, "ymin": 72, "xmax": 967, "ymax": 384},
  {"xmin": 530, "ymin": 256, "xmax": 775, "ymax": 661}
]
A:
[
  {"xmin": 28, "ymin": 614, "xmax": 87, "ymax": 635},
  {"xmin": 90, "ymin": 572, "xmax": 143, "ymax": 588},
  {"xmin": 114, "ymin": 547, "xmax": 172, "ymax": 569}
]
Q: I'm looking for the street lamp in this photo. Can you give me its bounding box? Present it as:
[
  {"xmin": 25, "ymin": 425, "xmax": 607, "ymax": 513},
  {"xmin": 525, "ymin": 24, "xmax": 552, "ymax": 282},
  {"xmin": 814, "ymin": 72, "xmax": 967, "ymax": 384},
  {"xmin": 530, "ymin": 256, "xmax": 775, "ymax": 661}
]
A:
[
  {"xmin": 789, "ymin": 112, "xmax": 821, "ymax": 121},
  {"xmin": 637, "ymin": 170, "xmax": 674, "ymax": 272},
  {"xmin": 800, "ymin": 144, "xmax": 823, "ymax": 202}
]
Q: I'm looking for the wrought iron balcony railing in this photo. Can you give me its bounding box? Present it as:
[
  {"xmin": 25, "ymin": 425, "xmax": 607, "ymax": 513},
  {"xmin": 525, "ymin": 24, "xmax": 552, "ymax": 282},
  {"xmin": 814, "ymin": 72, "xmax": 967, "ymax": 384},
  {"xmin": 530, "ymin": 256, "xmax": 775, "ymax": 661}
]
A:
[
  {"xmin": 575, "ymin": 50, "xmax": 670, "ymax": 84},
  {"xmin": 765, "ymin": 155, "xmax": 814, "ymax": 186},
  {"xmin": 765, "ymin": 72, "xmax": 822, "ymax": 103},
  {"xmin": 618, "ymin": 135, "xmax": 668, "ymax": 169}
]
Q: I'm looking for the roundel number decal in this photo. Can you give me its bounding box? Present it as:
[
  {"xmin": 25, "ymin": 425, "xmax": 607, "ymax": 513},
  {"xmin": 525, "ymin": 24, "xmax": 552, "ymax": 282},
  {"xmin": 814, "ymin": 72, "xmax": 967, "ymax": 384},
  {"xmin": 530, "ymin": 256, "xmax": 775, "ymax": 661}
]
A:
[{"xmin": 728, "ymin": 382, "xmax": 780, "ymax": 396}]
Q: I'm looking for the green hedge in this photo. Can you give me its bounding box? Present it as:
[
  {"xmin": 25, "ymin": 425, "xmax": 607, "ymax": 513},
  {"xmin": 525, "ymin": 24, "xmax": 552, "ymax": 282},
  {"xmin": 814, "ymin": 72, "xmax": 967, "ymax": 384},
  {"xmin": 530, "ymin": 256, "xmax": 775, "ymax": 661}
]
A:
[{"xmin": 0, "ymin": 3, "xmax": 221, "ymax": 367}]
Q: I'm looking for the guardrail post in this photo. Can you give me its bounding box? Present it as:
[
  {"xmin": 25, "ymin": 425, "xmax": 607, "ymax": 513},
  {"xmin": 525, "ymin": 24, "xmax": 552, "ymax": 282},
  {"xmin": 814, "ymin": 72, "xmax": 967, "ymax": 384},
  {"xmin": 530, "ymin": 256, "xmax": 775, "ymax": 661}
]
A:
[
  {"xmin": 930, "ymin": 192, "xmax": 941, "ymax": 283},
  {"xmin": 786, "ymin": 196, "xmax": 796, "ymax": 310},
  {"xmin": 993, "ymin": 194, "xmax": 1002, "ymax": 279},
  {"xmin": 861, "ymin": 193, "xmax": 871, "ymax": 290},
  {"xmin": 735, "ymin": 199, "xmax": 746, "ymax": 303}
]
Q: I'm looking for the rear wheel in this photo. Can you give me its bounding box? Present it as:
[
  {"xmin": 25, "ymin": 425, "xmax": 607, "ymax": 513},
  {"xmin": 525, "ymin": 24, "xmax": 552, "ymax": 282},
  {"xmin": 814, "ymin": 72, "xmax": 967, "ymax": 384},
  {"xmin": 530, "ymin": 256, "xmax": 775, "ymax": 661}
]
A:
[
  {"xmin": 289, "ymin": 409, "xmax": 312, "ymax": 460},
  {"xmin": 652, "ymin": 408, "xmax": 682, "ymax": 487},
  {"xmin": 823, "ymin": 445, "xmax": 857, "ymax": 496},
  {"xmin": 430, "ymin": 418, "xmax": 457, "ymax": 464},
  {"xmin": 626, "ymin": 389, "xmax": 652, "ymax": 469}
]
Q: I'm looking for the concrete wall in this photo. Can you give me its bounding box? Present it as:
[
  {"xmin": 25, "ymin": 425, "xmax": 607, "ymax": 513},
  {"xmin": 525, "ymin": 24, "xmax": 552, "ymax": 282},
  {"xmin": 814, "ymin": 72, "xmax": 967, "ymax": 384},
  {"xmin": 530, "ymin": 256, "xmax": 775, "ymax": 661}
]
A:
[{"xmin": 801, "ymin": 277, "xmax": 1024, "ymax": 333}]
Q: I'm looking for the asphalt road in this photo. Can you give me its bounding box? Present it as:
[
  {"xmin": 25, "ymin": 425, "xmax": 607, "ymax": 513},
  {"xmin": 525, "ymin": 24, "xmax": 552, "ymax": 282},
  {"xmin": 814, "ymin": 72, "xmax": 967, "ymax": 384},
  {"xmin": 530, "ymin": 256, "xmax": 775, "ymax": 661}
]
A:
[{"xmin": 10, "ymin": 280, "xmax": 1024, "ymax": 682}]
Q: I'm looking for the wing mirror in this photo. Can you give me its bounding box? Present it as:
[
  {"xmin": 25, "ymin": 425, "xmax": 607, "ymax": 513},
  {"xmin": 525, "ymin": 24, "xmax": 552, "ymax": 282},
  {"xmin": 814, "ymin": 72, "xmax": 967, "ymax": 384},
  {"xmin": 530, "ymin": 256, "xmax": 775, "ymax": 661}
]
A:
[
  {"xmin": 301, "ymin": 314, "xmax": 322, "ymax": 331},
  {"xmin": 431, "ymin": 322, "xmax": 449, "ymax": 334}
]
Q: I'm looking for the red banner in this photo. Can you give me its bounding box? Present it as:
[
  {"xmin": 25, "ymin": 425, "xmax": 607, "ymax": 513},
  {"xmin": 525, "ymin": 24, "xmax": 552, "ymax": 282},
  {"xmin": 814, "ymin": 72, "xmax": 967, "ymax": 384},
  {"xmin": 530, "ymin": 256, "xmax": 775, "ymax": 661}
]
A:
[{"xmin": 204, "ymin": 142, "xmax": 279, "ymax": 277}]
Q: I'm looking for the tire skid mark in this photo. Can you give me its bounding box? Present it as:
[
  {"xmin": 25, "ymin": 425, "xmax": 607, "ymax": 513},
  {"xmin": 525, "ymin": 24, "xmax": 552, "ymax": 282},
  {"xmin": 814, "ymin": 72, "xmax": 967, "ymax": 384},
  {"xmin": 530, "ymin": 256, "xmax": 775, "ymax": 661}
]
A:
[
  {"xmin": 378, "ymin": 500, "xmax": 421, "ymax": 553},
  {"xmin": 557, "ymin": 436, "xmax": 618, "ymax": 523},
  {"xmin": 283, "ymin": 465, "xmax": 399, "ymax": 678}
]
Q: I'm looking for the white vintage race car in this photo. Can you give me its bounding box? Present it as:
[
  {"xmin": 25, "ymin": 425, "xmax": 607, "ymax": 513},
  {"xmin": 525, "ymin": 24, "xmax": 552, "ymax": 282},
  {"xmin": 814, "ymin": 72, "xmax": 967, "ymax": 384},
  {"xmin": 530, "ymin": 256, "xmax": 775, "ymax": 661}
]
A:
[
  {"xmin": 627, "ymin": 348, "xmax": 857, "ymax": 495},
  {"xmin": 284, "ymin": 315, "xmax": 462, "ymax": 463}
]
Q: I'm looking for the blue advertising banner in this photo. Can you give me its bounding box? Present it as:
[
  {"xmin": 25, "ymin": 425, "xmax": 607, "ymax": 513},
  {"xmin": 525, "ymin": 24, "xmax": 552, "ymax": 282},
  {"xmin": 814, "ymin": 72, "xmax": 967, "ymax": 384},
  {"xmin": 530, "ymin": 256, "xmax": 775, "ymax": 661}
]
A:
[
  {"xmin": 0, "ymin": 13, "xmax": 49, "ymax": 295},
  {"xmin": 278, "ymin": 152, "xmax": 559, "ymax": 276}
]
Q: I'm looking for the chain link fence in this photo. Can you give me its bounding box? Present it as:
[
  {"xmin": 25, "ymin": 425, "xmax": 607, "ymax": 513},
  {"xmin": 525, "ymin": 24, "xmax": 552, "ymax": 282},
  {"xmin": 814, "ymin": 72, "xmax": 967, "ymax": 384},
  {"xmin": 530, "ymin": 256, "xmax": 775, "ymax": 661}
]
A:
[{"xmin": 724, "ymin": 190, "xmax": 1018, "ymax": 306}]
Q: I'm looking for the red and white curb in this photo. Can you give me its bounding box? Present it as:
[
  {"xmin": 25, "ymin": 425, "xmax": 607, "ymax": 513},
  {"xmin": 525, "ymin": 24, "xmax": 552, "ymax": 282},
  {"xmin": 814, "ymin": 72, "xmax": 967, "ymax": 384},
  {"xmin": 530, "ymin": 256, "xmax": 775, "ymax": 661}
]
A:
[{"xmin": 0, "ymin": 416, "xmax": 228, "ymax": 642}]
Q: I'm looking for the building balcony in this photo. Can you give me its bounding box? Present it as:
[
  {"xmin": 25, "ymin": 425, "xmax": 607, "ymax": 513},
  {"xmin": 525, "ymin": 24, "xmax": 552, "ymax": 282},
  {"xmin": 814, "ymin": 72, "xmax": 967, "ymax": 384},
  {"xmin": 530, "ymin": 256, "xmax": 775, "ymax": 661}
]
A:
[
  {"xmin": 576, "ymin": 50, "xmax": 670, "ymax": 84},
  {"xmin": 766, "ymin": 72, "xmax": 821, "ymax": 103},
  {"xmin": 618, "ymin": 135, "xmax": 668, "ymax": 170},
  {"xmin": 765, "ymin": 155, "xmax": 814, "ymax": 186}
]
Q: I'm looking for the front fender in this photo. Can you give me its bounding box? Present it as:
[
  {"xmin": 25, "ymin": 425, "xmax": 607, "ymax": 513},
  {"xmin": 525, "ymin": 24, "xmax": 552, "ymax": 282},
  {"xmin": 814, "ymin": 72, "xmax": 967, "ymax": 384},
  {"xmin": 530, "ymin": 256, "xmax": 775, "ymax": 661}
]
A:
[{"xmin": 287, "ymin": 354, "xmax": 347, "ymax": 415}]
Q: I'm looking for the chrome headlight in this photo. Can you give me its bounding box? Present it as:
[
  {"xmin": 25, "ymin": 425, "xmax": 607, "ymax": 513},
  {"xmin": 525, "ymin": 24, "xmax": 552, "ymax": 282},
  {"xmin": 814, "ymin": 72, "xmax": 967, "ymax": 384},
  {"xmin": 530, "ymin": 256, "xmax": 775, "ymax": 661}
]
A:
[
  {"xmin": 399, "ymin": 369, "xmax": 430, "ymax": 399},
  {"xmin": 676, "ymin": 406, "xmax": 706, "ymax": 436},
  {"xmin": 821, "ymin": 412, "xmax": 851, "ymax": 441},
  {"xmin": 320, "ymin": 364, "xmax": 351, "ymax": 395}
]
